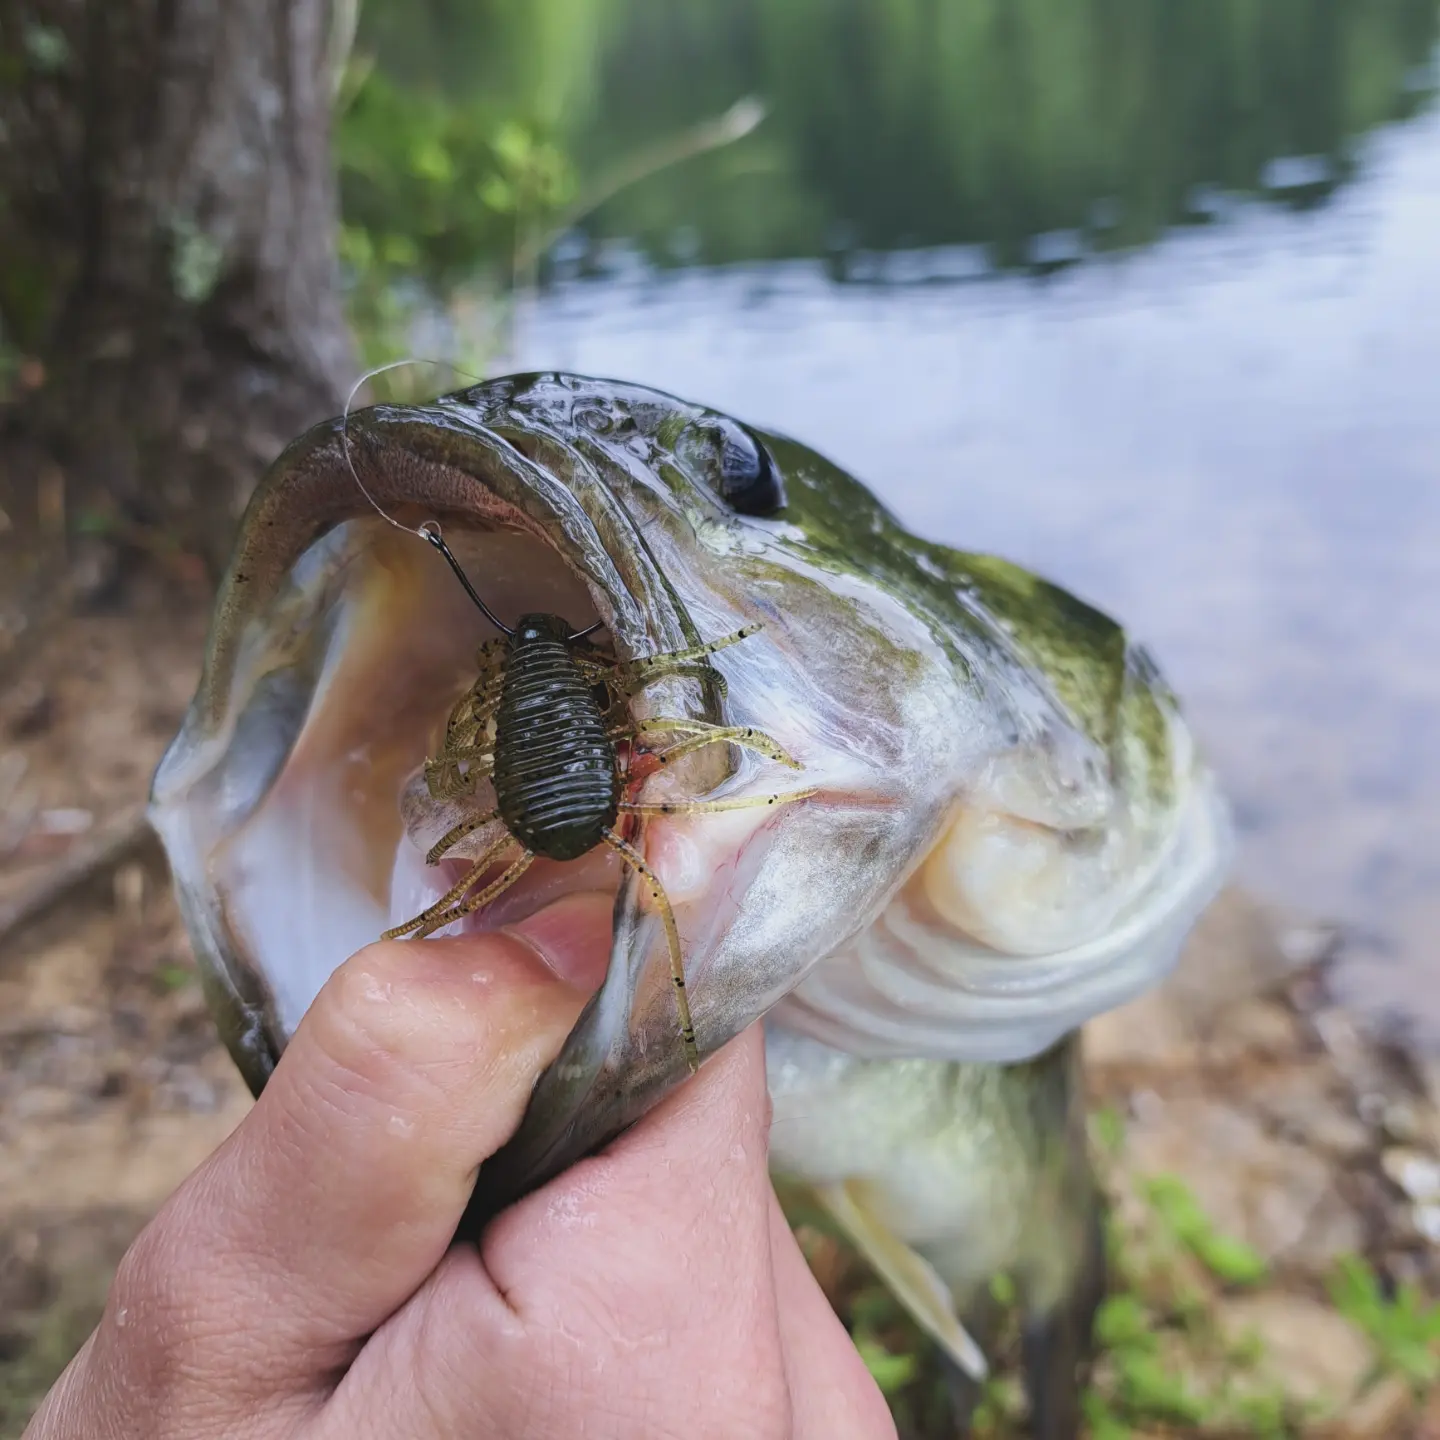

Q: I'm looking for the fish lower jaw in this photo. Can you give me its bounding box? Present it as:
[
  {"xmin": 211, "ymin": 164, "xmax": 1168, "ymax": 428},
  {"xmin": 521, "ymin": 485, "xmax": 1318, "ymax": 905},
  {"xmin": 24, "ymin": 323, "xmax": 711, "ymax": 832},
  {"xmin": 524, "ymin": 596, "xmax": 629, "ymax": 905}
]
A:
[
  {"xmin": 775, "ymin": 772, "xmax": 1232, "ymax": 1064},
  {"xmin": 919, "ymin": 804, "xmax": 1141, "ymax": 956}
]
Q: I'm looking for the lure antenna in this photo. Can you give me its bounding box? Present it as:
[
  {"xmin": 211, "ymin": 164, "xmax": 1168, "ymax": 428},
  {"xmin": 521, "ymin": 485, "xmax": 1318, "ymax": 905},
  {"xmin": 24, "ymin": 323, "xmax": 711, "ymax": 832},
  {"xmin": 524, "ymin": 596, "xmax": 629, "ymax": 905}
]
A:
[{"xmin": 419, "ymin": 524, "xmax": 515, "ymax": 637}]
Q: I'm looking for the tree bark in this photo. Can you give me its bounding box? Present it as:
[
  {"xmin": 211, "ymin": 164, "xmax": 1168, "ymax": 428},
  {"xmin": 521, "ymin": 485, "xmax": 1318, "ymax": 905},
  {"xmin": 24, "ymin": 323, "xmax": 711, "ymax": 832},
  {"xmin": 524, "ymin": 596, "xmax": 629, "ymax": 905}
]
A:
[{"xmin": 0, "ymin": 0, "xmax": 354, "ymax": 570}]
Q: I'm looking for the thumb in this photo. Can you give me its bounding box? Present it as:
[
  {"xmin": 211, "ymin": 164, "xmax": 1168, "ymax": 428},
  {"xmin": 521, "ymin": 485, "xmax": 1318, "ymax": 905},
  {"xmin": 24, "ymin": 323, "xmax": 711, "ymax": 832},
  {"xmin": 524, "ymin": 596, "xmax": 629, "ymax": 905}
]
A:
[{"xmin": 90, "ymin": 927, "xmax": 590, "ymax": 1409}]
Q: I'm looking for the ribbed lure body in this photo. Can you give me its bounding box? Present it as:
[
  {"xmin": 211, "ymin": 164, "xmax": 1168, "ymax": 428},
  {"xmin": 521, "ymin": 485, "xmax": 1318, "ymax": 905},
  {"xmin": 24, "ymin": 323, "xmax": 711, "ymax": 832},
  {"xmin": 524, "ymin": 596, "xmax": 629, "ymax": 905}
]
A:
[{"xmin": 493, "ymin": 614, "xmax": 619, "ymax": 863}]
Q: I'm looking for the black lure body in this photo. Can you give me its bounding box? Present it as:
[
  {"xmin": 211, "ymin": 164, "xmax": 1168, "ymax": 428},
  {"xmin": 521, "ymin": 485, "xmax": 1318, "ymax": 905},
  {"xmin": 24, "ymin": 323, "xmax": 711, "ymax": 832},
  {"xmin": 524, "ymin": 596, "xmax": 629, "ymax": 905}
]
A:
[{"xmin": 492, "ymin": 614, "xmax": 620, "ymax": 863}]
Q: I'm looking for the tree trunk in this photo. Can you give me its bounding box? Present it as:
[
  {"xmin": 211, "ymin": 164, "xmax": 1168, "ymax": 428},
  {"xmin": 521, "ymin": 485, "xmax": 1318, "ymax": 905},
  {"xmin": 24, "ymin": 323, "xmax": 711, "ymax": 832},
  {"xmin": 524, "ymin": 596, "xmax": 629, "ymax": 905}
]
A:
[{"xmin": 0, "ymin": 0, "xmax": 355, "ymax": 572}]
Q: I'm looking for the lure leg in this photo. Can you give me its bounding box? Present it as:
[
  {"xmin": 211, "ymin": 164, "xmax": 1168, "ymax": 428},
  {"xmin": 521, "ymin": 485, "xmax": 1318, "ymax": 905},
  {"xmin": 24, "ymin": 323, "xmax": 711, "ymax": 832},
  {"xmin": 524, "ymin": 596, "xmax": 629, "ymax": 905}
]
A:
[
  {"xmin": 625, "ymin": 717, "xmax": 802, "ymax": 770},
  {"xmin": 429, "ymin": 674, "xmax": 503, "ymax": 797},
  {"xmin": 384, "ymin": 842, "xmax": 535, "ymax": 941},
  {"xmin": 443, "ymin": 654, "xmax": 505, "ymax": 738},
  {"xmin": 601, "ymin": 829, "xmax": 699, "ymax": 1074},
  {"xmin": 443, "ymin": 689, "xmax": 501, "ymax": 750},
  {"xmin": 619, "ymin": 787, "xmax": 817, "ymax": 818},
  {"xmin": 621, "ymin": 661, "xmax": 729, "ymax": 699},
  {"xmin": 580, "ymin": 658, "xmax": 729, "ymax": 702},
  {"xmin": 575, "ymin": 625, "xmax": 760, "ymax": 681},
  {"xmin": 423, "ymin": 809, "xmax": 500, "ymax": 866},
  {"xmin": 424, "ymin": 748, "xmax": 495, "ymax": 800},
  {"xmin": 384, "ymin": 827, "xmax": 509, "ymax": 937},
  {"xmin": 471, "ymin": 637, "xmax": 506, "ymax": 671},
  {"xmin": 613, "ymin": 625, "xmax": 763, "ymax": 696},
  {"xmin": 626, "ymin": 625, "xmax": 762, "ymax": 670}
]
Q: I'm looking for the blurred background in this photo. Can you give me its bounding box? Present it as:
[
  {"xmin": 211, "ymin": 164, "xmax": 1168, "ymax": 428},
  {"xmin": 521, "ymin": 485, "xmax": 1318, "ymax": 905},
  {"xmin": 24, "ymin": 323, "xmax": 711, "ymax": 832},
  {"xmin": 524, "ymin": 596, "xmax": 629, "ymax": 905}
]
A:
[{"xmin": 2, "ymin": 1, "xmax": 1439, "ymax": 1434}]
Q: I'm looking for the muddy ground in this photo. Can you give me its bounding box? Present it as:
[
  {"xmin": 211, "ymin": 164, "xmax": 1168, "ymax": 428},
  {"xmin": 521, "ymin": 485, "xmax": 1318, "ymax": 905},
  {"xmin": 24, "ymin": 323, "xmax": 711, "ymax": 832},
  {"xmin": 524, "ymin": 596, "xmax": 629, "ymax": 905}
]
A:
[{"xmin": 1, "ymin": 596, "xmax": 1438, "ymax": 1438}]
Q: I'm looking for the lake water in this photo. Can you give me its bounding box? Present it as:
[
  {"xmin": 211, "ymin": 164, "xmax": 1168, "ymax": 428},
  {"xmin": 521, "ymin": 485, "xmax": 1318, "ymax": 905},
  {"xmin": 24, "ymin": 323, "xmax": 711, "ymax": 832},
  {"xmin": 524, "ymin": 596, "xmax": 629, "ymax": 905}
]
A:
[{"xmin": 377, "ymin": 2, "xmax": 1440, "ymax": 1040}]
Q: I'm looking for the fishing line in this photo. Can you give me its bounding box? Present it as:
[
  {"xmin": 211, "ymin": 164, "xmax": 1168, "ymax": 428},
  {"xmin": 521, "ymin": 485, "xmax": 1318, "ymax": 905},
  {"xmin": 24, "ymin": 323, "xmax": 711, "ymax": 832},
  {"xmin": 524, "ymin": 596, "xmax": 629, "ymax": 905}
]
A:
[
  {"xmin": 339, "ymin": 357, "xmax": 517, "ymax": 635},
  {"xmin": 340, "ymin": 356, "xmax": 482, "ymax": 538}
]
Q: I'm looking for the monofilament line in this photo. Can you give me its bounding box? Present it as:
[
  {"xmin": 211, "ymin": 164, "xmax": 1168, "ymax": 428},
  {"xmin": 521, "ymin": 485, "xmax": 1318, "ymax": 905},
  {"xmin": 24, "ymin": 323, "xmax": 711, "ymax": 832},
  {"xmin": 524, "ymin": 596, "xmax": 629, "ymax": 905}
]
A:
[{"xmin": 339, "ymin": 356, "xmax": 484, "ymax": 539}]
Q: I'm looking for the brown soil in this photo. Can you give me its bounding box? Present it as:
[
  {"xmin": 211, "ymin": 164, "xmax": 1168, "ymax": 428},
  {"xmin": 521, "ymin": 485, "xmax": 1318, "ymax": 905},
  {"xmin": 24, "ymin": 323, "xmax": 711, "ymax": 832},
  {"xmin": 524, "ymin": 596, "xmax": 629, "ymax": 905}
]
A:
[{"xmin": 1, "ymin": 600, "xmax": 1436, "ymax": 1438}]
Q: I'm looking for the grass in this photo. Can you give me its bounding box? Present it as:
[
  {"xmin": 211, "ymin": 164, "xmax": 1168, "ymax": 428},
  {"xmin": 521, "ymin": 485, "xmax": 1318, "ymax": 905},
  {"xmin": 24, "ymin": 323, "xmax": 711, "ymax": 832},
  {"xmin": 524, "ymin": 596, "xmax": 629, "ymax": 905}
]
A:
[
  {"xmin": 1327, "ymin": 1254, "xmax": 1440, "ymax": 1391},
  {"xmin": 0, "ymin": 1294, "xmax": 100, "ymax": 1440},
  {"xmin": 804, "ymin": 1104, "xmax": 1435, "ymax": 1437}
]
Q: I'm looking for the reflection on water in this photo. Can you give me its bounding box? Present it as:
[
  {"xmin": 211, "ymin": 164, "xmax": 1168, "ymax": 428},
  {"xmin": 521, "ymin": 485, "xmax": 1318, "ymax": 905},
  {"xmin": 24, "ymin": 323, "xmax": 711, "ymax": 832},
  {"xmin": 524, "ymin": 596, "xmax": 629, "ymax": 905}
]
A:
[
  {"xmin": 510, "ymin": 102, "xmax": 1440, "ymax": 1040},
  {"xmin": 570, "ymin": 0, "xmax": 1438, "ymax": 271},
  {"xmin": 373, "ymin": 0, "xmax": 1440, "ymax": 1037}
]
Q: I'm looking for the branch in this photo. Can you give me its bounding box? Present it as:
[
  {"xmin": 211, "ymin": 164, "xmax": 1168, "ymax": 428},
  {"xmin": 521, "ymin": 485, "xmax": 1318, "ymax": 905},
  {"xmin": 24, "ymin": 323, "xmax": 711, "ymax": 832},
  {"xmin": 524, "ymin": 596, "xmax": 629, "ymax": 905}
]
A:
[{"xmin": 0, "ymin": 803, "xmax": 153, "ymax": 948}]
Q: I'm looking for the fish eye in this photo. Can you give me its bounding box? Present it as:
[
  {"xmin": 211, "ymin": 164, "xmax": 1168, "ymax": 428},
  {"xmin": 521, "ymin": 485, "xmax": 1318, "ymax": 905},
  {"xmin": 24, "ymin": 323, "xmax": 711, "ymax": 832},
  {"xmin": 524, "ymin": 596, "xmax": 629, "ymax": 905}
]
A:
[{"xmin": 713, "ymin": 420, "xmax": 786, "ymax": 516}]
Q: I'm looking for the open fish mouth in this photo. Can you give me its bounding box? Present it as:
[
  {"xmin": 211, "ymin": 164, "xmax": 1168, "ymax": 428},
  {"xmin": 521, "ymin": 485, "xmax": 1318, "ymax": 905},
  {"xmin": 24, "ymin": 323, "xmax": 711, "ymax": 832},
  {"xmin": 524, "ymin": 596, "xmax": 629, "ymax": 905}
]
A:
[
  {"xmin": 151, "ymin": 373, "xmax": 1232, "ymax": 1224},
  {"xmin": 165, "ymin": 519, "xmax": 632, "ymax": 1046},
  {"xmin": 148, "ymin": 381, "xmax": 867, "ymax": 1214}
]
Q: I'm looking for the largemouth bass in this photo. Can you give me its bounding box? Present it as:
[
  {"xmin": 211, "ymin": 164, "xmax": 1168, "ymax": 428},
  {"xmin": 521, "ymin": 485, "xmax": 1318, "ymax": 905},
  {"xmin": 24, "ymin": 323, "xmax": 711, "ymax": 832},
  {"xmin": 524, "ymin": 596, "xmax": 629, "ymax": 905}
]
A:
[{"xmin": 149, "ymin": 373, "xmax": 1230, "ymax": 1437}]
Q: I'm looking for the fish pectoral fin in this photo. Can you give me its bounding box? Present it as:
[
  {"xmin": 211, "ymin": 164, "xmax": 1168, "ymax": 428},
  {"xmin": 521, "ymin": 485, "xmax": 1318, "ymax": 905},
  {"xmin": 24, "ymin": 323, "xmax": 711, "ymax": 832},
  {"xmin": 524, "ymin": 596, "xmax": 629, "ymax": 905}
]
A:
[{"xmin": 814, "ymin": 1180, "xmax": 989, "ymax": 1383}]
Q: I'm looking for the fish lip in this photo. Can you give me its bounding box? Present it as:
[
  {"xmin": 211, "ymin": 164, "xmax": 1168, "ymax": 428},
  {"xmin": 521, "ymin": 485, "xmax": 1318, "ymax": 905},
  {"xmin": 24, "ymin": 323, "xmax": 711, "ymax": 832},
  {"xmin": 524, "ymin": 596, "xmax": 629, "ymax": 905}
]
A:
[
  {"xmin": 161, "ymin": 400, "xmax": 695, "ymax": 769},
  {"xmin": 148, "ymin": 395, "xmax": 717, "ymax": 1103},
  {"xmin": 152, "ymin": 396, "xmax": 715, "ymax": 825}
]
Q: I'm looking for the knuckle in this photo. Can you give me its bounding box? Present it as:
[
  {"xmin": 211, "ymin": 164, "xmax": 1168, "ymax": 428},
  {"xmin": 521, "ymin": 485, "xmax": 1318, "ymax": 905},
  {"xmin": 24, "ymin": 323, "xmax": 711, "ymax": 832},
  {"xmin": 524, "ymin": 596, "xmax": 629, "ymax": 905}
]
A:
[
  {"xmin": 101, "ymin": 1217, "xmax": 215, "ymax": 1400},
  {"xmin": 100, "ymin": 1200, "xmax": 291, "ymax": 1426},
  {"xmin": 311, "ymin": 947, "xmax": 433, "ymax": 1086}
]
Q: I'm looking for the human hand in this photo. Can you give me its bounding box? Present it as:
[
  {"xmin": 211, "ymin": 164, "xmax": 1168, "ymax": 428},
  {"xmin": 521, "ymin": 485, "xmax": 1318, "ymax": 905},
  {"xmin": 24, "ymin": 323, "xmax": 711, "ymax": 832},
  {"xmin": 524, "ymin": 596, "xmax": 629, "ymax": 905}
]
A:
[{"xmin": 25, "ymin": 894, "xmax": 895, "ymax": 1439}]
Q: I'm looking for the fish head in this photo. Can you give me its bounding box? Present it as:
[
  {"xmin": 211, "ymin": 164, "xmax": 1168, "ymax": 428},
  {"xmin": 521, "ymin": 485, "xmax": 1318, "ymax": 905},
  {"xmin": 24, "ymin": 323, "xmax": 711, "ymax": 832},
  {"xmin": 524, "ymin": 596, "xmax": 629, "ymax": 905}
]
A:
[{"xmin": 149, "ymin": 372, "xmax": 1229, "ymax": 1220}]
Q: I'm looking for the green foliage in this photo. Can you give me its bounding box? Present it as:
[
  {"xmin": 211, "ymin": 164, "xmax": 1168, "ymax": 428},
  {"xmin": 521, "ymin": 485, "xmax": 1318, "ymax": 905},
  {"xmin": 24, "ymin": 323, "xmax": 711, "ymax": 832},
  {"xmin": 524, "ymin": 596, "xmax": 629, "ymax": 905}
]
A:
[
  {"xmin": 1143, "ymin": 1174, "xmax": 1269, "ymax": 1286},
  {"xmin": 987, "ymin": 1271, "xmax": 1016, "ymax": 1307},
  {"xmin": 853, "ymin": 1333, "xmax": 919, "ymax": 1395},
  {"xmin": 339, "ymin": 0, "xmax": 1438, "ymax": 366},
  {"xmin": 1093, "ymin": 1291, "xmax": 1150, "ymax": 1351},
  {"xmin": 1090, "ymin": 1104, "xmax": 1127, "ymax": 1156},
  {"xmin": 155, "ymin": 963, "xmax": 196, "ymax": 993},
  {"xmin": 338, "ymin": 68, "xmax": 575, "ymax": 296},
  {"xmin": 169, "ymin": 217, "xmax": 225, "ymax": 305},
  {"xmin": 1328, "ymin": 1253, "xmax": 1440, "ymax": 1388},
  {"xmin": 562, "ymin": 0, "xmax": 1440, "ymax": 268},
  {"xmin": 1083, "ymin": 1177, "xmax": 1300, "ymax": 1437},
  {"xmin": 335, "ymin": 59, "xmax": 577, "ymax": 367}
]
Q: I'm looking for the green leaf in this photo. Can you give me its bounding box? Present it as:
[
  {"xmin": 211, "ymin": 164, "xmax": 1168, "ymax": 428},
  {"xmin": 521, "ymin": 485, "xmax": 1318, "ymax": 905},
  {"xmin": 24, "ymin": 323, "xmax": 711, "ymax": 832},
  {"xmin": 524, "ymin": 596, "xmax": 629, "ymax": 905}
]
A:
[
  {"xmin": 1116, "ymin": 1351, "xmax": 1207, "ymax": 1424},
  {"xmin": 853, "ymin": 1334, "xmax": 918, "ymax": 1396},
  {"xmin": 1192, "ymin": 1233, "xmax": 1268, "ymax": 1286},
  {"xmin": 1082, "ymin": 1390, "xmax": 1133, "ymax": 1440},
  {"xmin": 1231, "ymin": 1388, "xmax": 1288, "ymax": 1438},
  {"xmin": 75, "ymin": 510, "xmax": 115, "ymax": 537},
  {"xmin": 1092, "ymin": 1104, "xmax": 1127, "ymax": 1154},
  {"xmin": 987, "ymin": 1271, "xmax": 1016, "ymax": 1307},
  {"xmin": 1328, "ymin": 1255, "xmax": 1440, "ymax": 1387},
  {"xmin": 480, "ymin": 175, "xmax": 516, "ymax": 212},
  {"xmin": 408, "ymin": 136, "xmax": 455, "ymax": 183},
  {"xmin": 492, "ymin": 120, "xmax": 536, "ymax": 169},
  {"xmin": 1143, "ymin": 1174, "xmax": 1266, "ymax": 1285},
  {"xmin": 1094, "ymin": 1293, "xmax": 1156, "ymax": 1353}
]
